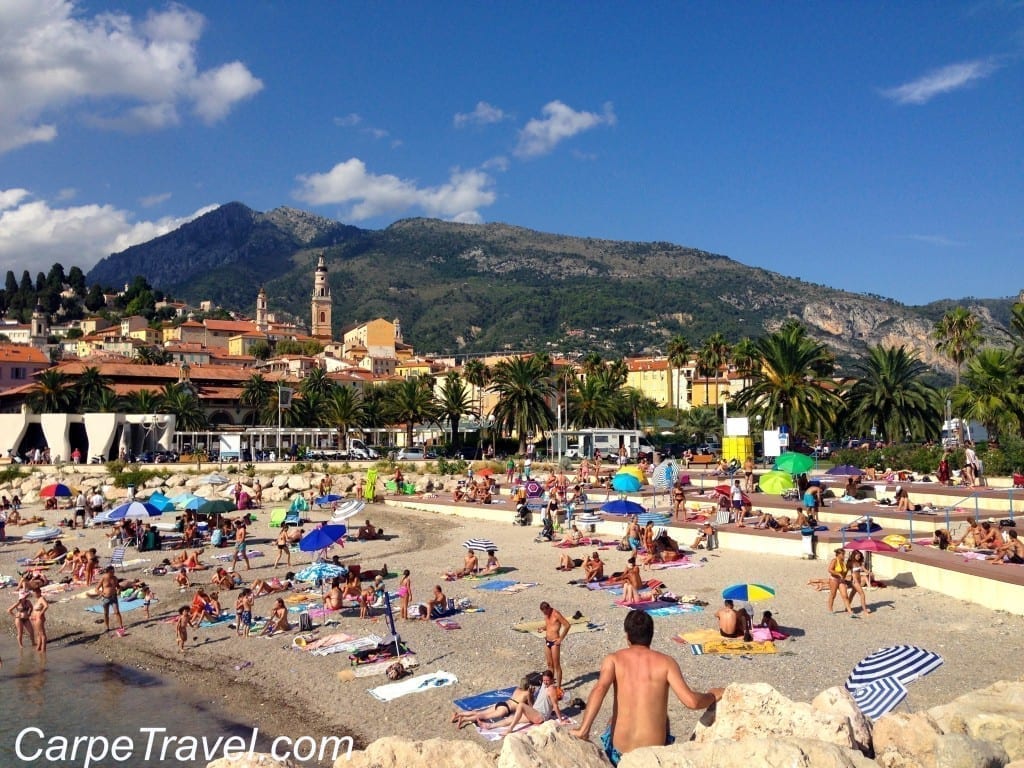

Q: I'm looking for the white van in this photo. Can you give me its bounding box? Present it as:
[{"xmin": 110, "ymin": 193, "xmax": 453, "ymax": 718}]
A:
[{"xmin": 347, "ymin": 439, "xmax": 379, "ymax": 460}]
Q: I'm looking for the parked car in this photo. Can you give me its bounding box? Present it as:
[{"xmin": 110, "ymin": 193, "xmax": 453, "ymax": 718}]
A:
[{"xmin": 396, "ymin": 447, "xmax": 425, "ymax": 461}]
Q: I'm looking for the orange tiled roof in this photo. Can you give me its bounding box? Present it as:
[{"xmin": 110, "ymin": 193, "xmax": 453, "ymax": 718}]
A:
[
  {"xmin": 0, "ymin": 345, "xmax": 49, "ymax": 363},
  {"xmin": 204, "ymin": 319, "xmax": 257, "ymax": 333},
  {"xmin": 626, "ymin": 358, "xmax": 670, "ymax": 372}
]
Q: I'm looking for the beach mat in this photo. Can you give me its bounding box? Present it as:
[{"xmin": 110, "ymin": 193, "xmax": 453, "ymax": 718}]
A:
[
  {"xmin": 475, "ymin": 717, "xmax": 577, "ymax": 742},
  {"xmin": 368, "ymin": 670, "xmax": 458, "ymax": 702},
  {"xmin": 454, "ymin": 686, "xmax": 517, "ymax": 712},
  {"xmin": 616, "ymin": 600, "xmax": 704, "ymax": 616},
  {"xmin": 435, "ymin": 619, "xmax": 461, "ymax": 630},
  {"xmin": 650, "ymin": 559, "xmax": 703, "ymax": 570},
  {"xmin": 464, "ymin": 567, "xmax": 517, "ymax": 580},
  {"xmin": 512, "ymin": 616, "xmax": 602, "ymax": 637},
  {"xmin": 674, "ymin": 628, "xmax": 777, "ymax": 655},
  {"xmin": 86, "ymin": 598, "xmax": 146, "ymax": 614},
  {"xmin": 474, "ymin": 580, "xmax": 518, "ymax": 591}
]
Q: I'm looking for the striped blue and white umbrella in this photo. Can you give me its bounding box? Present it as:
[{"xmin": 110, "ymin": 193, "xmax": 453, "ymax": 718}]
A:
[
  {"xmin": 574, "ymin": 513, "xmax": 603, "ymax": 525},
  {"xmin": 651, "ymin": 461, "xmax": 678, "ymax": 491},
  {"xmin": 463, "ymin": 538, "xmax": 498, "ymax": 552},
  {"xmin": 109, "ymin": 501, "xmax": 164, "ymax": 520},
  {"xmin": 846, "ymin": 645, "xmax": 943, "ymax": 719},
  {"xmin": 848, "ymin": 678, "xmax": 908, "ymax": 721}
]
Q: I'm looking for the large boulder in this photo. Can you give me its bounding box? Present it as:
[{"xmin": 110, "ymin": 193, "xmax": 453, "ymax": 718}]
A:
[
  {"xmin": 497, "ymin": 721, "xmax": 606, "ymax": 768},
  {"xmin": 929, "ymin": 680, "xmax": 1024, "ymax": 761},
  {"xmin": 620, "ymin": 737, "xmax": 878, "ymax": 768},
  {"xmin": 934, "ymin": 734, "xmax": 1009, "ymax": 768},
  {"xmin": 340, "ymin": 736, "xmax": 493, "ymax": 768},
  {"xmin": 286, "ymin": 475, "xmax": 311, "ymax": 492},
  {"xmin": 208, "ymin": 754, "xmax": 296, "ymax": 768},
  {"xmin": 692, "ymin": 683, "xmax": 861, "ymax": 751},
  {"xmin": 812, "ymin": 686, "xmax": 874, "ymax": 753},
  {"xmin": 873, "ymin": 711, "xmax": 944, "ymax": 768}
]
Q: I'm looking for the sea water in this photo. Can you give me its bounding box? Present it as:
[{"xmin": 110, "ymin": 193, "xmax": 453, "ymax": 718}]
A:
[{"xmin": 0, "ymin": 641, "xmax": 306, "ymax": 768}]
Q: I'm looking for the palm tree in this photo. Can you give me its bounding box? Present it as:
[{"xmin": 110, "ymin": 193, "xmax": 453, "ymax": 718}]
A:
[
  {"xmin": 159, "ymin": 383, "xmax": 207, "ymax": 431},
  {"xmin": 92, "ymin": 388, "xmax": 121, "ymax": 413},
  {"xmin": 681, "ymin": 406, "xmax": 721, "ymax": 444},
  {"xmin": 568, "ymin": 375, "xmax": 621, "ymax": 429},
  {"xmin": 581, "ymin": 352, "xmax": 604, "ymax": 376},
  {"xmin": 75, "ymin": 366, "xmax": 113, "ymax": 412},
  {"xmin": 134, "ymin": 345, "xmax": 171, "ymax": 365},
  {"xmin": 384, "ymin": 377, "xmax": 440, "ymax": 449},
  {"xmin": 666, "ymin": 335, "xmax": 691, "ymax": 419},
  {"xmin": 620, "ymin": 386, "xmax": 658, "ymax": 431},
  {"xmin": 730, "ymin": 322, "xmax": 841, "ymax": 437},
  {"xmin": 123, "ymin": 389, "xmax": 161, "ymax": 415},
  {"xmin": 326, "ymin": 385, "xmax": 365, "ymax": 451},
  {"xmin": 697, "ymin": 333, "xmax": 730, "ymax": 407},
  {"xmin": 240, "ymin": 374, "xmax": 274, "ymax": 426},
  {"xmin": 300, "ymin": 366, "xmax": 334, "ymax": 400},
  {"xmin": 731, "ymin": 337, "xmax": 759, "ymax": 392},
  {"xmin": 463, "ymin": 358, "xmax": 491, "ymax": 429},
  {"xmin": 437, "ymin": 372, "xmax": 476, "ymax": 448},
  {"xmin": 843, "ymin": 345, "xmax": 942, "ymax": 443},
  {"xmin": 489, "ymin": 356, "xmax": 555, "ymax": 454},
  {"xmin": 28, "ymin": 369, "xmax": 75, "ymax": 413},
  {"xmin": 951, "ymin": 348, "xmax": 1024, "ymax": 441},
  {"xmin": 933, "ymin": 306, "xmax": 982, "ymax": 386}
]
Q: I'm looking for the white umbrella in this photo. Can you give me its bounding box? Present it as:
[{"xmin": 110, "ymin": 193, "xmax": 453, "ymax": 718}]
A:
[{"xmin": 462, "ymin": 538, "xmax": 497, "ymax": 552}]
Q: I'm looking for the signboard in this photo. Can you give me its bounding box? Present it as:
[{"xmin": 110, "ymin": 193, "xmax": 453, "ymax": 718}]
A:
[
  {"xmin": 219, "ymin": 434, "xmax": 241, "ymax": 461},
  {"xmin": 725, "ymin": 417, "xmax": 749, "ymax": 437},
  {"xmin": 763, "ymin": 429, "xmax": 782, "ymax": 458}
]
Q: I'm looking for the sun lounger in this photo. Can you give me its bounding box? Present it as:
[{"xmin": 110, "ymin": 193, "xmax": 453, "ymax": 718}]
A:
[{"xmin": 268, "ymin": 508, "xmax": 286, "ymax": 528}]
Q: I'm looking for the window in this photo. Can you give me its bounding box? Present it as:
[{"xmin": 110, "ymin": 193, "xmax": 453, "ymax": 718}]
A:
[
  {"xmin": 11, "ymin": 367, "xmax": 27, "ymax": 380},
  {"xmin": 319, "ymin": 312, "xmax": 326, "ymax": 323}
]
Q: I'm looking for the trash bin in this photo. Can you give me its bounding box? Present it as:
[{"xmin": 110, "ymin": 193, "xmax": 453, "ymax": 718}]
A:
[
  {"xmin": 801, "ymin": 526, "xmax": 817, "ymax": 559},
  {"xmin": 127, "ymin": 483, "xmax": 136, "ymax": 501}
]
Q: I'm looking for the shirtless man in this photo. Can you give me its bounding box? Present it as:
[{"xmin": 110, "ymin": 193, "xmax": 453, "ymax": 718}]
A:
[
  {"xmin": 572, "ymin": 611, "xmax": 723, "ymax": 765},
  {"xmin": 715, "ymin": 599, "xmax": 752, "ymax": 641},
  {"xmin": 989, "ymin": 529, "xmax": 1024, "ymax": 564},
  {"xmin": 448, "ymin": 550, "xmax": 478, "ymax": 579},
  {"xmin": 540, "ymin": 601, "xmax": 570, "ymax": 690},
  {"xmin": 620, "ymin": 557, "xmax": 644, "ymax": 604},
  {"xmin": 230, "ymin": 520, "xmax": 250, "ymax": 572},
  {"xmin": 99, "ymin": 566, "xmax": 125, "ymax": 636},
  {"xmin": 583, "ymin": 552, "xmax": 605, "ymax": 582}
]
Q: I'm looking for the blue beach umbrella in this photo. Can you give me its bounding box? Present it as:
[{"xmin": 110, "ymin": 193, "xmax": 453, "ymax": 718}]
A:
[
  {"xmin": 295, "ymin": 562, "xmax": 347, "ymax": 583},
  {"xmin": 315, "ymin": 493, "xmax": 343, "ymax": 507},
  {"xmin": 611, "ymin": 473, "xmax": 643, "ymax": 493},
  {"xmin": 600, "ymin": 499, "xmax": 646, "ymax": 516},
  {"xmin": 146, "ymin": 492, "xmax": 173, "ymax": 511},
  {"xmin": 298, "ymin": 524, "xmax": 348, "ymax": 552},
  {"xmin": 109, "ymin": 501, "xmax": 163, "ymax": 520}
]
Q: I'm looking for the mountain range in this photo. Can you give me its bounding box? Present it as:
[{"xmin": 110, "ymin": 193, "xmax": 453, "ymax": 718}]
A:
[{"xmin": 86, "ymin": 203, "xmax": 1018, "ymax": 376}]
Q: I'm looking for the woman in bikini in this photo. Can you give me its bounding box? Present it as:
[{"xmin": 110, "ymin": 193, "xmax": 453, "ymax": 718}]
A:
[
  {"xmin": 342, "ymin": 571, "xmax": 362, "ymax": 601},
  {"xmin": 845, "ymin": 550, "xmax": 872, "ymax": 614},
  {"xmin": 263, "ymin": 597, "xmax": 291, "ymax": 635},
  {"xmin": 274, "ymin": 524, "xmax": 292, "ymax": 568},
  {"xmin": 29, "ymin": 587, "xmax": 48, "ymax": 652},
  {"xmin": 398, "ymin": 570, "xmax": 412, "ymax": 620},
  {"xmin": 8, "ymin": 591, "xmax": 35, "ymax": 648},
  {"xmin": 451, "ymin": 677, "xmax": 534, "ymax": 729},
  {"xmin": 826, "ymin": 547, "xmax": 853, "ymax": 614},
  {"xmin": 324, "ymin": 577, "xmax": 344, "ymax": 611}
]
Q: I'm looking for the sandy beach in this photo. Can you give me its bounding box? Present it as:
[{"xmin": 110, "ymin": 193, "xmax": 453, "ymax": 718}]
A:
[{"xmin": 3, "ymin": 490, "xmax": 1023, "ymax": 756}]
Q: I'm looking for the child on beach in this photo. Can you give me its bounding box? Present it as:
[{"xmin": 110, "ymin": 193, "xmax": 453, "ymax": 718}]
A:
[
  {"xmin": 758, "ymin": 610, "xmax": 789, "ymax": 640},
  {"xmin": 175, "ymin": 606, "xmax": 189, "ymax": 653},
  {"xmin": 142, "ymin": 584, "xmax": 156, "ymax": 620},
  {"xmin": 234, "ymin": 589, "xmax": 254, "ymax": 637}
]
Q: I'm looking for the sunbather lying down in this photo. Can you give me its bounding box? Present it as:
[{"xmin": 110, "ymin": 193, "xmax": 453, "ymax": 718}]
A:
[{"xmin": 807, "ymin": 578, "xmax": 830, "ymax": 592}]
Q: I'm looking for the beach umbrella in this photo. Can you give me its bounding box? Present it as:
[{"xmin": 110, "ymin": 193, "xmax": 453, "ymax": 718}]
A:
[
  {"xmin": 525, "ymin": 480, "xmax": 543, "ymax": 498},
  {"xmin": 315, "ymin": 493, "xmax": 343, "ymax": 507},
  {"xmin": 170, "ymin": 492, "xmax": 202, "ymax": 509},
  {"xmin": 196, "ymin": 499, "xmax": 236, "ymax": 517},
  {"xmin": 722, "ymin": 583, "xmax": 776, "ymax": 602},
  {"xmin": 197, "ymin": 473, "xmax": 229, "ymax": 485},
  {"xmin": 40, "ymin": 483, "xmax": 74, "ymax": 498},
  {"xmin": 845, "ymin": 538, "xmax": 897, "ymax": 552},
  {"xmin": 109, "ymin": 501, "xmax": 163, "ymax": 520},
  {"xmin": 617, "ymin": 465, "xmax": 646, "ymax": 484},
  {"xmin": 611, "ymin": 473, "xmax": 643, "ymax": 493},
  {"xmin": 650, "ymin": 461, "xmax": 678, "ymax": 491},
  {"xmin": 182, "ymin": 496, "xmax": 208, "ymax": 511},
  {"xmin": 145, "ymin": 492, "xmax": 173, "ymax": 511},
  {"xmin": 826, "ymin": 464, "xmax": 863, "ymax": 476},
  {"xmin": 299, "ymin": 524, "xmax": 348, "ymax": 553},
  {"xmin": 295, "ymin": 562, "xmax": 347, "ymax": 583},
  {"xmin": 329, "ymin": 500, "xmax": 366, "ymax": 523},
  {"xmin": 574, "ymin": 513, "xmax": 603, "ymax": 525},
  {"xmin": 600, "ymin": 499, "xmax": 646, "ymax": 516},
  {"xmin": 463, "ymin": 538, "xmax": 498, "ymax": 552},
  {"xmin": 846, "ymin": 645, "xmax": 943, "ymax": 719},
  {"xmin": 758, "ymin": 471, "xmax": 794, "ymax": 495},
  {"xmin": 773, "ymin": 452, "xmax": 814, "ymax": 474},
  {"xmin": 475, "ymin": 468, "xmax": 495, "ymax": 477}
]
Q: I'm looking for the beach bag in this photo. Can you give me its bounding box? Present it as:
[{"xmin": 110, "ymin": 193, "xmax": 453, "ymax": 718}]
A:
[
  {"xmin": 386, "ymin": 661, "xmax": 407, "ymax": 681},
  {"xmin": 298, "ymin": 611, "xmax": 313, "ymax": 632}
]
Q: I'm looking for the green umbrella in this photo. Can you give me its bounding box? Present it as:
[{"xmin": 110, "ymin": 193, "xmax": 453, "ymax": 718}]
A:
[
  {"xmin": 758, "ymin": 471, "xmax": 795, "ymax": 495},
  {"xmin": 774, "ymin": 451, "xmax": 814, "ymax": 474},
  {"xmin": 195, "ymin": 498, "xmax": 237, "ymax": 517}
]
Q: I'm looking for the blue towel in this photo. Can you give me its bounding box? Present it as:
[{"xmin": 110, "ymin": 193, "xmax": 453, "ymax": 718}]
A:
[
  {"xmin": 453, "ymin": 686, "xmax": 517, "ymax": 711},
  {"xmin": 86, "ymin": 598, "xmax": 147, "ymax": 614},
  {"xmin": 473, "ymin": 580, "xmax": 518, "ymax": 591}
]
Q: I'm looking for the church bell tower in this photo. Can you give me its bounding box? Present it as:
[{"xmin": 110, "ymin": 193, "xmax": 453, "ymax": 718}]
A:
[{"xmin": 310, "ymin": 252, "xmax": 332, "ymax": 339}]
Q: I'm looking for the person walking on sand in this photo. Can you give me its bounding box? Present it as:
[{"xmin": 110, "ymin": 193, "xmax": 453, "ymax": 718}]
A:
[
  {"xmin": 274, "ymin": 523, "xmax": 292, "ymax": 568},
  {"xmin": 572, "ymin": 610, "xmax": 724, "ymax": 765},
  {"xmin": 175, "ymin": 606, "xmax": 189, "ymax": 652},
  {"xmin": 99, "ymin": 566, "xmax": 125, "ymax": 636},
  {"xmin": 398, "ymin": 570, "xmax": 412, "ymax": 620},
  {"xmin": 540, "ymin": 601, "xmax": 570, "ymax": 691},
  {"xmin": 30, "ymin": 587, "xmax": 48, "ymax": 653},
  {"xmin": 826, "ymin": 547, "xmax": 853, "ymax": 614},
  {"xmin": 230, "ymin": 519, "xmax": 250, "ymax": 572}
]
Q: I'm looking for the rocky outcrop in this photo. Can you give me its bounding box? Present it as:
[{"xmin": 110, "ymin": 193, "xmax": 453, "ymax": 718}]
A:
[
  {"xmin": 207, "ymin": 755, "xmax": 296, "ymax": 768},
  {"xmin": 496, "ymin": 722, "xmax": 606, "ymax": 768},
  {"xmin": 334, "ymin": 736, "xmax": 493, "ymax": 768},
  {"xmin": 927, "ymin": 680, "xmax": 1024, "ymax": 761},
  {"xmin": 621, "ymin": 737, "xmax": 878, "ymax": 768}
]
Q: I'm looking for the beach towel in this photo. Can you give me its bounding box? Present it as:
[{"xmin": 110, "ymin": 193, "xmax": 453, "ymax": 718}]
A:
[
  {"xmin": 435, "ymin": 619, "xmax": 461, "ymax": 630},
  {"xmin": 650, "ymin": 559, "xmax": 702, "ymax": 570},
  {"xmin": 497, "ymin": 582, "xmax": 537, "ymax": 594},
  {"xmin": 308, "ymin": 634, "xmax": 384, "ymax": 656},
  {"xmin": 589, "ymin": 578, "xmax": 663, "ymax": 593},
  {"xmin": 474, "ymin": 579, "xmax": 518, "ymax": 591},
  {"xmin": 343, "ymin": 655, "xmax": 419, "ymax": 680},
  {"xmin": 474, "ymin": 717, "xmax": 577, "ymax": 742},
  {"xmin": 512, "ymin": 617, "xmax": 602, "ymax": 637},
  {"xmin": 453, "ymin": 686, "xmax": 517, "ymax": 712},
  {"xmin": 368, "ymin": 670, "xmax": 458, "ymax": 702},
  {"xmin": 199, "ymin": 613, "xmax": 234, "ymax": 627},
  {"xmin": 300, "ymin": 632, "xmax": 356, "ymax": 651},
  {"xmin": 86, "ymin": 598, "xmax": 146, "ymax": 614},
  {"xmin": 674, "ymin": 628, "xmax": 777, "ymax": 655},
  {"xmin": 464, "ymin": 567, "xmax": 517, "ymax": 580}
]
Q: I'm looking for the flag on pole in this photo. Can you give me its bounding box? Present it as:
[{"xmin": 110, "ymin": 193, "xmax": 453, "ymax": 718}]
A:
[{"xmin": 279, "ymin": 386, "xmax": 294, "ymax": 408}]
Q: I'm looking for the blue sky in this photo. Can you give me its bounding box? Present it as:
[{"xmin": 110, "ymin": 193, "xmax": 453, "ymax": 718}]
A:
[{"xmin": 0, "ymin": 1, "xmax": 1021, "ymax": 305}]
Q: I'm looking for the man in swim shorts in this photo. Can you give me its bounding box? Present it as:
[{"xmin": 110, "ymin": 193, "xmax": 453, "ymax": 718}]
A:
[
  {"xmin": 231, "ymin": 519, "xmax": 250, "ymax": 572},
  {"xmin": 99, "ymin": 566, "xmax": 125, "ymax": 636},
  {"xmin": 540, "ymin": 601, "xmax": 570, "ymax": 690},
  {"xmin": 572, "ymin": 610, "xmax": 723, "ymax": 765},
  {"xmin": 715, "ymin": 599, "xmax": 752, "ymax": 641}
]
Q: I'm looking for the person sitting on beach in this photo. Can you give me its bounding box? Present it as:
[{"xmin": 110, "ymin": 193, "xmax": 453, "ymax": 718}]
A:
[
  {"xmin": 568, "ymin": 524, "xmax": 584, "ymax": 546},
  {"xmin": 479, "ymin": 550, "xmax": 501, "ymax": 575},
  {"xmin": 977, "ymin": 521, "xmax": 1001, "ymax": 550},
  {"xmin": 286, "ymin": 526, "xmax": 305, "ymax": 544},
  {"xmin": 757, "ymin": 610, "xmax": 788, "ymax": 640},
  {"xmin": 426, "ymin": 584, "xmax": 447, "ymax": 618},
  {"xmin": 171, "ymin": 549, "xmax": 205, "ymax": 570},
  {"xmin": 188, "ymin": 589, "xmax": 216, "ymax": 626},
  {"xmin": 452, "ymin": 485, "xmax": 466, "ymax": 503},
  {"xmin": 932, "ymin": 528, "xmax": 951, "ymax": 550},
  {"xmin": 208, "ymin": 591, "xmax": 223, "ymax": 616},
  {"xmin": 324, "ymin": 577, "xmax": 344, "ymax": 610},
  {"xmin": 557, "ymin": 552, "xmax": 581, "ymax": 571},
  {"xmin": 211, "ymin": 567, "xmax": 237, "ymax": 591},
  {"xmin": 358, "ymin": 576, "xmax": 386, "ymax": 618},
  {"xmin": 691, "ymin": 522, "xmax": 715, "ymax": 550},
  {"xmin": 894, "ymin": 486, "xmax": 912, "ymax": 512},
  {"xmin": 715, "ymin": 599, "xmax": 752, "ymax": 641},
  {"xmin": 712, "ymin": 459, "xmax": 729, "ymax": 477},
  {"xmin": 988, "ymin": 529, "xmax": 1024, "ymax": 564},
  {"xmin": 175, "ymin": 567, "xmax": 191, "ymax": 590},
  {"xmin": 59, "ymin": 548, "xmax": 83, "ymax": 575},
  {"xmin": 32, "ymin": 540, "xmax": 68, "ymax": 563},
  {"xmin": 447, "ymin": 550, "xmax": 479, "ymax": 580},
  {"xmin": 844, "ymin": 476, "xmax": 862, "ymax": 499},
  {"xmin": 620, "ymin": 557, "xmax": 646, "ymax": 603},
  {"xmin": 452, "ymin": 676, "xmax": 535, "ymax": 730},
  {"xmin": 262, "ymin": 597, "xmax": 291, "ymax": 635},
  {"xmin": 357, "ymin": 519, "xmax": 383, "ymax": 540},
  {"xmin": 583, "ymin": 552, "xmax": 605, "ymax": 582},
  {"xmin": 482, "ymin": 669, "xmax": 566, "ymax": 732},
  {"xmin": 342, "ymin": 572, "xmax": 362, "ymax": 601},
  {"xmin": 251, "ymin": 573, "xmax": 294, "ymax": 597}
]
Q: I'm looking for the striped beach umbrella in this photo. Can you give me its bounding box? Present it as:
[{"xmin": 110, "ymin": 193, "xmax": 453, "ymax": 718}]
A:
[
  {"xmin": 650, "ymin": 462, "xmax": 678, "ymax": 491},
  {"xmin": 109, "ymin": 501, "xmax": 163, "ymax": 520},
  {"xmin": 40, "ymin": 483, "xmax": 75, "ymax": 498},
  {"xmin": 846, "ymin": 645, "xmax": 943, "ymax": 720},
  {"xmin": 722, "ymin": 583, "xmax": 776, "ymax": 602},
  {"xmin": 463, "ymin": 538, "xmax": 498, "ymax": 552},
  {"xmin": 848, "ymin": 678, "xmax": 909, "ymax": 721}
]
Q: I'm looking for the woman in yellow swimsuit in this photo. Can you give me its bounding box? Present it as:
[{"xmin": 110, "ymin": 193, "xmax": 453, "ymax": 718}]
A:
[{"xmin": 826, "ymin": 547, "xmax": 853, "ymax": 614}]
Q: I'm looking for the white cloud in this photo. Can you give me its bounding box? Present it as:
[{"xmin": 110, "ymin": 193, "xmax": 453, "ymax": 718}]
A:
[
  {"xmin": 0, "ymin": 189, "xmax": 214, "ymax": 273},
  {"xmin": 294, "ymin": 158, "xmax": 496, "ymax": 223},
  {"xmin": 881, "ymin": 59, "xmax": 1001, "ymax": 105},
  {"xmin": 334, "ymin": 113, "xmax": 363, "ymax": 127},
  {"xmin": 514, "ymin": 101, "xmax": 616, "ymax": 158},
  {"xmin": 0, "ymin": 1, "xmax": 262, "ymax": 153},
  {"xmin": 140, "ymin": 192, "xmax": 172, "ymax": 208},
  {"xmin": 454, "ymin": 101, "xmax": 508, "ymax": 128},
  {"xmin": 906, "ymin": 234, "xmax": 967, "ymax": 247}
]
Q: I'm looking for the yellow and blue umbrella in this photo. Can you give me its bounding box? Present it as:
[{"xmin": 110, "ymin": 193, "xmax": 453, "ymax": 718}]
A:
[
  {"xmin": 722, "ymin": 583, "xmax": 776, "ymax": 602},
  {"xmin": 617, "ymin": 465, "xmax": 646, "ymax": 484}
]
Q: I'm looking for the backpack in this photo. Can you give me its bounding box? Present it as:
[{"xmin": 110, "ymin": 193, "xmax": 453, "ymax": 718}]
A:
[
  {"xmin": 386, "ymin": 661, "xmax": 407, "ymax": 681},
  {"xmin": 298, "ymin": 611, "xmax": 313, "ymax": 632}
]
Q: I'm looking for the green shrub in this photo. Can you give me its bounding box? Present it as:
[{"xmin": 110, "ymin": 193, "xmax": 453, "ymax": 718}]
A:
[
  {"xmin": 437, "ymin": 458, "xmax": 468, "ymax": 476},
  {"xmin": 290, "ymin": 462, "xmax": 308, "ymax": 474},
  {"xmin": 111, "ymin": 468, "xmax": 169, "ymax": 489},
  {"xmin": 977, "ymin": 437, "xmax": 1024, "ymax": 476},
  {"xmin": 0, "ymin": 465, "xmax": 24, "ymax": 485}
]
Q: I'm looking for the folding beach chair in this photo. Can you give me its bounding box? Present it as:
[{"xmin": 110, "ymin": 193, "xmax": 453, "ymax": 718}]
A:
[
  {"xmin": 110, "ymin": 546, "xmax": 127, "ymax": 570},
  {"xmin": 268, "ymin": 508, "xmax": 286, "ymax": 528}
]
